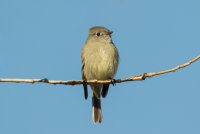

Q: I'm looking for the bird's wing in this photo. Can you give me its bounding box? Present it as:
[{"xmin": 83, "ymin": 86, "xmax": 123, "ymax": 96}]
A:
[{"xmin": 81, "ymin": 57, "xmax": 88, "ymax": 99}]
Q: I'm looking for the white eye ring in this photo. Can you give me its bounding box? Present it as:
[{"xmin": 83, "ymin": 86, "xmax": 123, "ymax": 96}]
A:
[{"xmin": 95, "ymin": 32, "xmax": 101, "ymax": 37}]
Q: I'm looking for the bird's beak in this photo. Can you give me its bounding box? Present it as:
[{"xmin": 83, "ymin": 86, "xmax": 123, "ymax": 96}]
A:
[{"xmin": 109, "ymin": 31, "xmax": 113, "ymax": 35}]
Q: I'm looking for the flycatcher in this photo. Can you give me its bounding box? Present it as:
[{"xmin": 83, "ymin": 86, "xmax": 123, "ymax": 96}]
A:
[{"xmin": 81, "ymin": 26, "xmax": 119, "ymax": 123}]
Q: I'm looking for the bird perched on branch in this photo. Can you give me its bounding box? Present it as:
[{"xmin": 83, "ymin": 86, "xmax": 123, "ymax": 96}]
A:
[{"xmin": 81, "ymin": 26, "xmax": 119, "ymax": 123}]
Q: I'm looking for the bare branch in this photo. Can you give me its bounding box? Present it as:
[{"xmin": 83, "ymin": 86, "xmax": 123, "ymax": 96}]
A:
[{"xmin": 0, "ymin": 55, "xmax": 199, "ymax": 85}]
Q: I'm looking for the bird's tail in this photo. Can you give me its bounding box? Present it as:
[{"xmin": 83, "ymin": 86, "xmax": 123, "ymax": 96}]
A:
[{"xmin": 92, "ymin": 93, "xmax": 102, "ymax": 123}]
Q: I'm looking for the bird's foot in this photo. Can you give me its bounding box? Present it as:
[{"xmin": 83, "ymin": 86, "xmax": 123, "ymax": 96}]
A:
[
  {"xmin": 110, "ymin": 79, "xmax": 116, "ymax": 86},
  {"xmin": 39, "ymin": 78, "xmax": 49, "ymax": 83}
]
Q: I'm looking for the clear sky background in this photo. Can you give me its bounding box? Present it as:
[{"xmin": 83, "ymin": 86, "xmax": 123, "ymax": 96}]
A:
[{"xmin": 0, "ymin": 0, "xmax": 200, "ymax": 134}]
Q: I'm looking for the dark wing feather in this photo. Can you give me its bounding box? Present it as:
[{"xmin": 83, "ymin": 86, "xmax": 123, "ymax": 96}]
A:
[
  {"xmin": 81, "ymin": 58, "xmax": 88, "ymax": 99},
  {"xmin": 101, "ymin": 84, "xmax": 109, "ymax": 98}
]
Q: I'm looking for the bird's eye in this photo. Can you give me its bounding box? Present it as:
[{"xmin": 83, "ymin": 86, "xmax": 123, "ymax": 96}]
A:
[{"xmin": 96, "ymin": 32, "xmax": 101, "ymax": 37}]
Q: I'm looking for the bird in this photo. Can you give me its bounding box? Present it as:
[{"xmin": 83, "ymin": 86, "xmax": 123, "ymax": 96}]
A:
[{"xmin": 81, "ymin": 26, "xmax": 119, "ymax": 123}]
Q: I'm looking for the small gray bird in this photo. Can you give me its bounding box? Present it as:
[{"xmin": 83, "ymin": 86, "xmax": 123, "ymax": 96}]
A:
[{"xmin": 81, "ymin": 26, "xmax": 119, "ymax": 123}]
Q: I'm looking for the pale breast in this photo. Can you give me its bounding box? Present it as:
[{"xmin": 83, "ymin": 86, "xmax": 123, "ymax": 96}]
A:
[{"xmin": 82, "ymin": 41, "xmax": 119, "ymax": 80}]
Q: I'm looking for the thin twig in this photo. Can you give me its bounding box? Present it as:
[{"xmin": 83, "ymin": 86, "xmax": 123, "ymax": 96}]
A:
[{"xmin": 0, "ymin": 55, "xmax": 199, "ymax": 85}]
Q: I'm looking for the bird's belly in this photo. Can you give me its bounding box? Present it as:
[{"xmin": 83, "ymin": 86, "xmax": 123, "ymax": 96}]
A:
[
  {"xmin": 93, "ymin": 61, "xmax": 113, "ymax": 80},
  {"xmin": 83, "ymin": 43, "xmax": 118, "ymax": 80},
  {"xmin": 86, "ymin": 56, "xmax": 115, "ymax": 80}
]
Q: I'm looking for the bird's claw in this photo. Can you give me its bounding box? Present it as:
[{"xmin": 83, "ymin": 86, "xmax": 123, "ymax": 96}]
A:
[
  {"xmin": 111, "ymin": 79, "xmax": 116, "ymax": 86},
  {"xmin": 39, "ymin": 78, "xmax": 49, "ymax": 83}
]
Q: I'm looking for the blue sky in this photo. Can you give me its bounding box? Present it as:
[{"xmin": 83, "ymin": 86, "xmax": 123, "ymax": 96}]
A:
[{"xmin": 0, "ymin": 0, "xmax": 200, "ymax": 134}]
